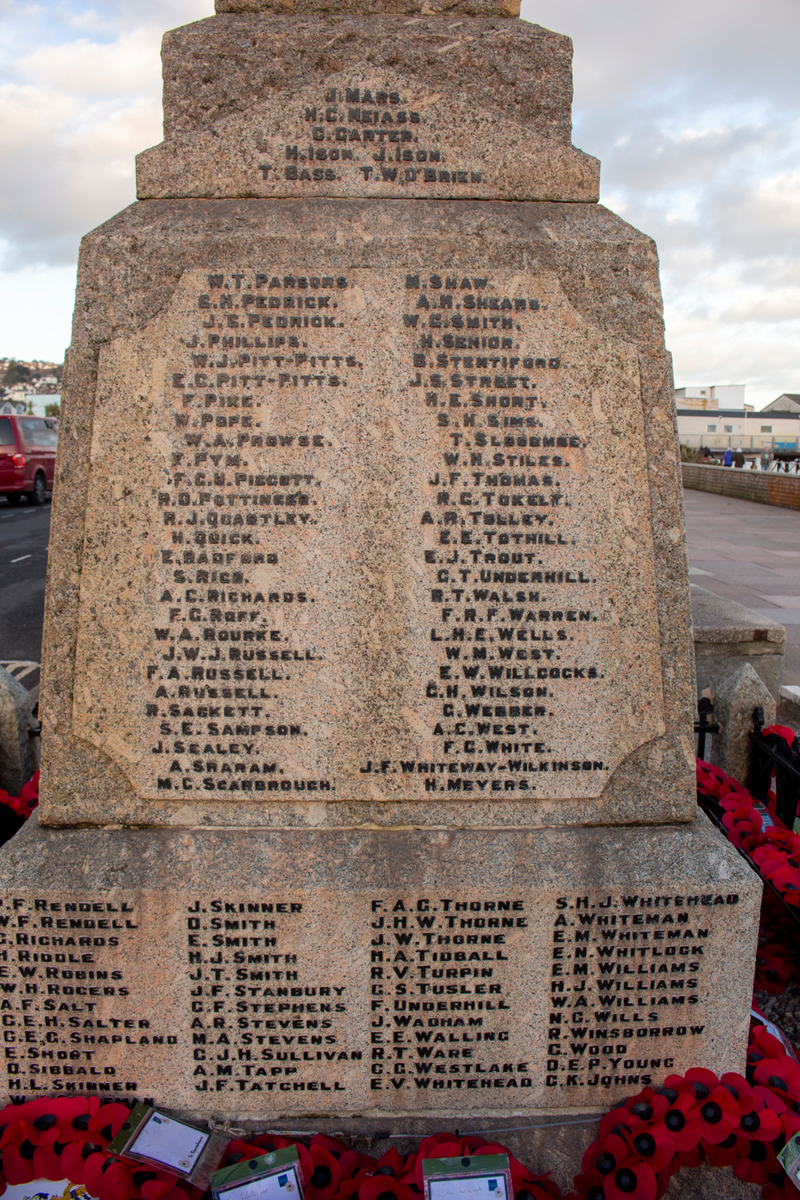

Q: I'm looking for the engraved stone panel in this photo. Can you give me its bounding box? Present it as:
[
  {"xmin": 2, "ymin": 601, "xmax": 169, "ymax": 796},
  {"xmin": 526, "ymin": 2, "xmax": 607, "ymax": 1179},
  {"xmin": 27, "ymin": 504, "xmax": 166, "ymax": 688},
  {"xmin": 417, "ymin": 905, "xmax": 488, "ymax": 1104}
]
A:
[
  {"xmin": 157, "ymin": 18, "xmax": 577, "ymax": 152},
  {"xmin": 40, "ymin": 198, "xmax": 696, "ymax": 830},
  {"xmin": 0, "ymin": 820, "xmax": 760, "ymax": 1117},
  {"xmin": 137, "ymin": 72, "xmax": 599, "ymax": 203},
  {"xmin": 69, "ymin": 264, "xmax": 662, "ymax": 807}
]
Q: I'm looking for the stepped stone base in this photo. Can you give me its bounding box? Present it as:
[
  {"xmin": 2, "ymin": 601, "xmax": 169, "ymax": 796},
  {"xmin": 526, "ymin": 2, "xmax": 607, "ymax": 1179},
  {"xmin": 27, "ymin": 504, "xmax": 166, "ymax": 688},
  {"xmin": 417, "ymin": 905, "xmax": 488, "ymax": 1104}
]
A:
[{"xmin": 0, "ymin": 815, "xmax": 758, "ymax": 1120}]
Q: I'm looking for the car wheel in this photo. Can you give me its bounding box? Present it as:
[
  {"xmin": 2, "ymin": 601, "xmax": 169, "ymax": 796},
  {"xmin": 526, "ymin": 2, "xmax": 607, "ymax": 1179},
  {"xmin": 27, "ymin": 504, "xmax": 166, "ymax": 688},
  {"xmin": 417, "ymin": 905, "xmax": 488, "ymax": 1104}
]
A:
[
  {"xmin": 30, "ymin": 473, "xmax": 46, "ymax": 506},
  {"xmin": 4, "ymin": 493, "xmax": 21, "ymax": 506}
]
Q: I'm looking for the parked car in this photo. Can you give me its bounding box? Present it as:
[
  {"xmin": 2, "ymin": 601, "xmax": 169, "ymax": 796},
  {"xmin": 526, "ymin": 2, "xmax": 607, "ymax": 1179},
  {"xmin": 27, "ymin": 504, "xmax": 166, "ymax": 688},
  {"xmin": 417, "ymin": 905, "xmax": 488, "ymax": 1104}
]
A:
[{"xmin": 0, "ymin": 415, "xmax": 58, "ymax": 505}]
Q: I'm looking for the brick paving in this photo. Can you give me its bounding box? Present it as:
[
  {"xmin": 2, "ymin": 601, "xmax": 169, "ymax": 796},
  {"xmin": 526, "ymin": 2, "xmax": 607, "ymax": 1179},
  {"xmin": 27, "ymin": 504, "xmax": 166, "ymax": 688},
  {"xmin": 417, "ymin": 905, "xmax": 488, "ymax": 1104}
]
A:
[{"xmin": 683, "ymin": 488, "xmax": 800, "ymax": 687}]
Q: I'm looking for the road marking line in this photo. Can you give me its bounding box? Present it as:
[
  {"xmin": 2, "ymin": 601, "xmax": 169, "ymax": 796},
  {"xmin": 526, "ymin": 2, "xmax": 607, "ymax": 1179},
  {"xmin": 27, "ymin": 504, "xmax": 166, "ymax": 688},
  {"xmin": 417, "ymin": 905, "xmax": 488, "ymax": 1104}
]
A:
[{"xmin": 10, "ymin": 555, "xmax": 31, "ymax": 563}]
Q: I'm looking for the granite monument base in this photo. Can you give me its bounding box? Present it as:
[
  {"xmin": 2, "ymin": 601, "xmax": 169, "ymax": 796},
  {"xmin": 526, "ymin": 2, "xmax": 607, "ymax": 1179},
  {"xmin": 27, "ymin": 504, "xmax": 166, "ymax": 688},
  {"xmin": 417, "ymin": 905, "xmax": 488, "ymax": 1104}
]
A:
[{"xmin": 0, "ymin": 816, "xmax": 759, "ymax": 1120}]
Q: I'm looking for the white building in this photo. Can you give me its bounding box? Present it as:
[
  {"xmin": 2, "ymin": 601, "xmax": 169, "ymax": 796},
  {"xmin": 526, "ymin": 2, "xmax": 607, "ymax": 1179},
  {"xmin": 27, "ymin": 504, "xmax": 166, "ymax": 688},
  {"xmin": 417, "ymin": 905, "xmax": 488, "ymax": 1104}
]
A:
[
  {"xmin": 677, "ymin": 403, "xmax": 800, "ymax": 457},
  {"xmin": 761, "ymin": 393, "xmax": 800, "ymax": 414},
  {"xmin": 23, "ymin": 393, "xmax": 61, "ymax": 417},
  {"xmin": 674, "ymin": 384, "xmax": 746, "ymax": 411}
]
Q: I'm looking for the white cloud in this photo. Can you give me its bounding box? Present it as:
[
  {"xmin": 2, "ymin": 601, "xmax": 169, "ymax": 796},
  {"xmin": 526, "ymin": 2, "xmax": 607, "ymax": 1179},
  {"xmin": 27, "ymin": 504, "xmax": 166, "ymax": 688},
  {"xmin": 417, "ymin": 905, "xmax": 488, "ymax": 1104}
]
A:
[
  {"xmin": 522, "ymin": 0, "xmax": 800, "ymax": 408},
  {"xmin": 0, "ymin": 260, "xmax": 78, "ymax": 362},
  {"xmin": 0, "ymin": 0, "xmax": 211, "ymax": 269},
  {"xmin": 16, "ymin": 29, "xmax": 160, "ymax": 95}
]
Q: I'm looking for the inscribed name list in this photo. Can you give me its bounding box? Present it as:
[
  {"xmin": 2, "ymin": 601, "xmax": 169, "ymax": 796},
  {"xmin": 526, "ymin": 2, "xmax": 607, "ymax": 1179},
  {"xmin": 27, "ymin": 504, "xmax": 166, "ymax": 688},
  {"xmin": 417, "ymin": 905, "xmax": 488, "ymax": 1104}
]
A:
[
  {"xmin": 71, "ymin": 266, "xmax": 664, "ymax": 803},
  {"xmin": 0, "ymin": 885, "xmax": 743, "ymax": 1113}
]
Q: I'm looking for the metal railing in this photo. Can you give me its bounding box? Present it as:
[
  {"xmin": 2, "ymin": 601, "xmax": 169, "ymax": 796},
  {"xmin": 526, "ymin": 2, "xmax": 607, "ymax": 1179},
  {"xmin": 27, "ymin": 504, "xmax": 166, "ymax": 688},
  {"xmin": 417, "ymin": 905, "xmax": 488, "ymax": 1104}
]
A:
[
  {"xmin": 694, "ymin": 696, "xmax": 719, "ymax": 761},
  {"xmin": 748, "ymin": 707, "xmax": 800, "ymax": 831}
]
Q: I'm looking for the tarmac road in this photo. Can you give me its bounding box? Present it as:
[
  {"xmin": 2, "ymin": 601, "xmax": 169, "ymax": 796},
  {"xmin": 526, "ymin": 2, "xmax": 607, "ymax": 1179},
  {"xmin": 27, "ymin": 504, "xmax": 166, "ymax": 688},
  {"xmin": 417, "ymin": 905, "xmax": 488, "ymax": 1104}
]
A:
[
  {"xmin": 0, "ymin": 499, "xmax": 52, "ymax": 665},
  {"xmin": 683, "ymin": 488, "xmax": 800, "ymax": 689}
]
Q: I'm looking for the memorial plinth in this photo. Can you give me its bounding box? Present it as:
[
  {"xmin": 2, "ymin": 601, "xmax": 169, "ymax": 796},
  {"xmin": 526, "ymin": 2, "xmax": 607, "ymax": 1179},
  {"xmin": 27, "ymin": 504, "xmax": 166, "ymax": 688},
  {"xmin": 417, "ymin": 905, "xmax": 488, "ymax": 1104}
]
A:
[{"xmin": 0, "ymin": 0, "xmax": 760, "ymax": 1123}]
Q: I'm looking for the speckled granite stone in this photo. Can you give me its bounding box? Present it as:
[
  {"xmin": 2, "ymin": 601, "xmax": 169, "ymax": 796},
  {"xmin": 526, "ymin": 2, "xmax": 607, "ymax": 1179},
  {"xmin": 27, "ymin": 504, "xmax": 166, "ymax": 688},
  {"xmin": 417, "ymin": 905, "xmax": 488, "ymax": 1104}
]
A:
[
  {"xmin": 14, "ymin": 1, "xmax": 761, "ymax": 1129},
  {"xmin": 41, "ymin": 197, "xmax": 696, "ymax": 829},
  {"xmin": 0, "ymin": 815, "xmax": 760, "ymax": 1117},
  {"xmin": 139, "ymin": 13, "xmax": 594, "ymax": 204}
]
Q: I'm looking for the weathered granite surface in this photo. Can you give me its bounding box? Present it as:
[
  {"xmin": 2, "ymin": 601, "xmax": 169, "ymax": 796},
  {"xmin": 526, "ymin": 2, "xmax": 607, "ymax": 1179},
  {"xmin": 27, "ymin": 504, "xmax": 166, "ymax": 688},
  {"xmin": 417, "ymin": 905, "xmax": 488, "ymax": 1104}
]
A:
[
  {"xmin": 0, "ymin": 815, "xmax": 760, "ymax": 1117},
  {"xmin": 158, "ymin": 16, "xmax": 573, "ymax": 144},
  {"xmin": 217, "ymin": 0, "xmax": 521, "ymax": 14},
  {"xmin": 710, "ymin": 664, "xmax": 776, "ymax": 787},
  {"xmin": 42, "ymin": 198, "xmax": 695, "ymax": 829},
  {"xmin": 137, "ymin": 72, "xmax": 599, "ymax": 202},
  {"xmin": 778, "ymin": 685, "xmax": 800, "ymax": 730},
  {"xmin": 139, "ymin": 13, "xmax": 595, "ymax": 203},
  {"xmin": 691, "ymin": 584, "xmax": 785, "ymax": 701},
  {"xmin": 26, "ymin": 1, "xmax": 758, "ymax": 1134},
  {"xmin": 141, "ymin": 13, "xmax": 595, "ymax": 203}
]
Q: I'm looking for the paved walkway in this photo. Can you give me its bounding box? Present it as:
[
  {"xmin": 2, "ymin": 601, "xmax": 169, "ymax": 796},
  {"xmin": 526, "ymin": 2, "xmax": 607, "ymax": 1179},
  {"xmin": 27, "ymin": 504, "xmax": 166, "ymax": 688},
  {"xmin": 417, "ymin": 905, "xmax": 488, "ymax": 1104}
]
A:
[{"xmin": 683, "ymin": 488, "xmax": 800, "ymax": 687}]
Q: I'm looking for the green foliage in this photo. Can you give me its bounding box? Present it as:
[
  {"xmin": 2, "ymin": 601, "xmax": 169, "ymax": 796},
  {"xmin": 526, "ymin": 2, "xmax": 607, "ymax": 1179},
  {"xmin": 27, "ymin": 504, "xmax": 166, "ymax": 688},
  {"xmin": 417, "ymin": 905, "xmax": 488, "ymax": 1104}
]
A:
[{"xmin": 2, "ymin": 362, "xmax": 32, "ymax": 387}]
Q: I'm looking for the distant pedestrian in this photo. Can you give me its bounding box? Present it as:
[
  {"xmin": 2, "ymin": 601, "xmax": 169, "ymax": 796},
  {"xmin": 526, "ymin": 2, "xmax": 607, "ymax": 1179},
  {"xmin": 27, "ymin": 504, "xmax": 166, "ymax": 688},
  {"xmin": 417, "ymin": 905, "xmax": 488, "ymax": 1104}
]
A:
[
  {"xmin": 761, "ymin": 450, "xmax": 770, "ymax": 471},
  {"xmin": 702, "ymin": 446, "xmax": 712, "ymax": 463},
  {"xmin": 723, "ymin": 448, "xmax": 734, "ymax": 467},
  {"xmin": 733, "ymin": 447, "xmax": 745, "ymax": 468}
]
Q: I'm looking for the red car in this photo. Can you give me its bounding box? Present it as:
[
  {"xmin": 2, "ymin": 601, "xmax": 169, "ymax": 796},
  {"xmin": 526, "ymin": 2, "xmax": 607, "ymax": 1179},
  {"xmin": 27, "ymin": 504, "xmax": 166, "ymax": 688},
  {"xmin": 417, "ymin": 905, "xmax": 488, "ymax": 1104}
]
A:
[{"xmin": 0, "ymin": 414, "xmax": 58, "ymax": 505}]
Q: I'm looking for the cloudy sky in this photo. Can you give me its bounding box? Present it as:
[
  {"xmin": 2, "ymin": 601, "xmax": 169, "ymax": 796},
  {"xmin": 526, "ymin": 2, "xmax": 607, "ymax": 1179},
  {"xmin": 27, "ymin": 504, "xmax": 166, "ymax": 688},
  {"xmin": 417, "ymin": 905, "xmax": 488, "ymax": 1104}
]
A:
[{"xmin": 0, "ymin": 0, "xmax": 798, "ymax": 409}]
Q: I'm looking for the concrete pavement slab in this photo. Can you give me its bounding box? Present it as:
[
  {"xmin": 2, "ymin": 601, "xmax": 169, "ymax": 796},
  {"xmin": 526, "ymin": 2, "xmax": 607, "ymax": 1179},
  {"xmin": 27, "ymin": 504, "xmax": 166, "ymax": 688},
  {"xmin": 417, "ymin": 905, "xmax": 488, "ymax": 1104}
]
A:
[{"xmin": 684, "ymin": 489, "xmax": 800, "ymax": 687}]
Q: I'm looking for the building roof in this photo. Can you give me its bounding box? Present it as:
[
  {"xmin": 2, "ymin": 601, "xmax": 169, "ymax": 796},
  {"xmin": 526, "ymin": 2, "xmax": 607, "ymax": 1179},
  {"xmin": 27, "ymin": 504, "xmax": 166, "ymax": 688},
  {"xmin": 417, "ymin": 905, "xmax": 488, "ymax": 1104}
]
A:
[{"xmin": 675, "ymin": 409, "xmax": 800, "ymax": 419}]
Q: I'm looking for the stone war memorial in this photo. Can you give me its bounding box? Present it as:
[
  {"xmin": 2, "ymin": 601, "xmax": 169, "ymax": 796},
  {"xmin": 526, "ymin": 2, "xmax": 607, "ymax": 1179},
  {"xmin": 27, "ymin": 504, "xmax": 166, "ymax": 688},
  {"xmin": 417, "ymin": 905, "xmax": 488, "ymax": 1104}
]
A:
[{"xmin": 0, "ymin": 0, "xmax": 761, "ymax": 1133}]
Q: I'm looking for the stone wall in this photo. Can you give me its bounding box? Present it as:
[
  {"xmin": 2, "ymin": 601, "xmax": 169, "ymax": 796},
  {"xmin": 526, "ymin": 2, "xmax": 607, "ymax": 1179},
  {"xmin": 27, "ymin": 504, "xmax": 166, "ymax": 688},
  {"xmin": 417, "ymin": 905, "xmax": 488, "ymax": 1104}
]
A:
[{"xmin": 682, "ymin": 463, "xmax": 800, "ymax": 511}]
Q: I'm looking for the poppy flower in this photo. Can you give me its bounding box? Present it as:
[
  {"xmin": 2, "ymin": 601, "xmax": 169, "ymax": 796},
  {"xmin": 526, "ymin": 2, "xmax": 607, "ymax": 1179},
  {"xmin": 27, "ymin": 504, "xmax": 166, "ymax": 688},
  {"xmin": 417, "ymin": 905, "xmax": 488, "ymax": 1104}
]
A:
[
  {"xmin": 337, "ymin": 1181, "xmax": 363, "ymax": 1200},
  {"xmin": 754, "ymin": 1056, "xmax": 800, "ymax": 1105},
  {"xmin": 689, "ymin": 1086, "xmax": 741, "ymax": 1144},
  {"xmin": 218, "ymin": 1138, "xmax": 264, "ymax": 1167},
  {"xmin": 753, "ymin": 1086, "xmax": 790, "ymax": 1117},
  {"xmin": 623, "ymin": 1124, "xmax": 675, "ymax": 1175},
  {"xmin": 720, "ymin": 1071, "xmax": 760, "ymax": 1114},
  {"xmin": 733, "ymin": 1102, "xmax": 783, "ymax": 1143},
  {"xmin": 33, "ymin": 1141, "xmax": 68, "ymax": 1181},
  {"xmin": 733, "ymin": 1139, "xmax": 782, "ymax": 1185},
  {"xmin": 603, "ymin": 1160, "xmax": 656, "ymax": 1200},
  {"xmin": 459, "ymin": 1138, "xmax": 488, "ymax": 1154},
  {"xmin": 722, "ymin": 807, "xmax": 762, "ymax": 849},
  {"xmin": 750, "ymin": 1027, "xmax": 790, "ymax": 1062},
  {"xmin": 1, "ymin": 1130, "xmax": 40, "ymax": 1186},
  {"xmin": 598, "ymin": 1108, "xmax": 635, "ymax": 1139},
  {"xmin": 61, "ymin": 1139, "xmax": 106, "ymax": 1186},
  {"xmin": 414, "ymin": 1139, "xmax": 463, "ymax": 1189},
  {"xmin": 374, "ymin": 1148, "xmax": 410, "ymax": 1179},
  {"xmin": 89, "ymin": 1103, "xmax": 133, "ymax": 1144},
  {"xmin": 515, "ymin": 1178, "xmax": 562, "ymax": 1200},
  {"xmin": 572, "ymin": 1168, "xmax": 606, "ymax": 1199},
  {"xmin": 304, "ymin": 1145, "xmax": 341, "ymax": 1200},
  {"xmin": 339, "ymin": 1150, "xmax": 378, "ymax": 1179},
  {"xmin": 649, "ymin": 1092, "xmax": 703, "ymax": 1154},
  {"xmin": 623, "ymin": 1090, "xmax": 662, "ymax": 1120},
  {"xmin": 359, "ymin": 1177, "xmax": 415, "ymax": 1200},
  {"xmin": 684, "ymin": 1068, "xmax": 720, "ymax": 1095},
  {"xmin": 659, "ymin": 1076, "xmax": 695, "ymax": 1101},
  {"xmin": 582, "ymin": 1134, "xmax": 629, "ymax": 1177},
  {"xmin": 311, "ymin": 1135, "xmax": 348, "ymax": 1159},
  {"xmin": 90, "ymin": 1153, "xmax": 140, "ymax": 1200},
  {"xmin": 702, "ymin": 1133, "xmax": 748, "ymax": 1167},
  {"xmin": 675, "ymin": 1145, "xmax": 705, "ymax": 1169},
  {"xmin": 763, "ymin": 1184, "xmax": 800, "ymax": 1200}
]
